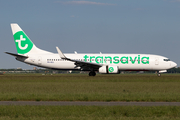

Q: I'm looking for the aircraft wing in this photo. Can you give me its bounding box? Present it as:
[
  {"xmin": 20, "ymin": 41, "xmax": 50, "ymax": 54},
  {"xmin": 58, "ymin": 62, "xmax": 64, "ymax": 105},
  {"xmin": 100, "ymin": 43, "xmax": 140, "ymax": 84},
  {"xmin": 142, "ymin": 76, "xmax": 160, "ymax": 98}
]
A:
[
  {"xmin": 56, "ymin": 47, "xmax": 102, "ymax": 71},
  {"xmin": 5, "ymin": 52, "xmax": 28, "ymax": 58},
  {"xmin": 69, "ymin": 59, "xmax": 102, "ymax": 70}
]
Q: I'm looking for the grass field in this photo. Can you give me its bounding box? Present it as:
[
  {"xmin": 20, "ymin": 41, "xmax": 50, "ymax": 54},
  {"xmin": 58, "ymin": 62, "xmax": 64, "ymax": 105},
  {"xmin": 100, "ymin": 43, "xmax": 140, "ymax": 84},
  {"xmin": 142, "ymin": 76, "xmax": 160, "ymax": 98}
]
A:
[
  {"xmin": 0, "ymin": 74, "xmax": 180, "ymax": 101},
  {"xmin": 0, "ymin": 74, "xmax": 180, "ymax": 120},
  {"xmin": 0, "ymin": 105, "xmax": 179, "ymax": 120}
]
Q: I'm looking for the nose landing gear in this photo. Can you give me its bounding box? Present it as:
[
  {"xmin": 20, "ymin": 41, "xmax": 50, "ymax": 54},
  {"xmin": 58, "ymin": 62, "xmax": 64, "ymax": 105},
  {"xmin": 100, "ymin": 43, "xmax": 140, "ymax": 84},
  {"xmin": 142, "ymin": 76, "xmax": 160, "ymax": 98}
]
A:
[
  {"xmin": 157, "ymin": 71, "xmax": 161, "ymax": 77},
  {"xmin": 157, "ymin": 73, "xmax": 161, "ymax": 77}
]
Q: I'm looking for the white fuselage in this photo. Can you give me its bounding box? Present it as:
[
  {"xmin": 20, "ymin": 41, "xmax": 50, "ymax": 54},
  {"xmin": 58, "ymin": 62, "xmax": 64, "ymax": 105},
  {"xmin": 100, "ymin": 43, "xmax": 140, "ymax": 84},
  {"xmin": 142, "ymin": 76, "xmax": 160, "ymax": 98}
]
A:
[
  {"xmin": 17, "ymin": 53, "xmax": 177, "ymax": 71},
  {"xmin": 8, "ymin": 23, "xmax": 177, "ymax": 76}
]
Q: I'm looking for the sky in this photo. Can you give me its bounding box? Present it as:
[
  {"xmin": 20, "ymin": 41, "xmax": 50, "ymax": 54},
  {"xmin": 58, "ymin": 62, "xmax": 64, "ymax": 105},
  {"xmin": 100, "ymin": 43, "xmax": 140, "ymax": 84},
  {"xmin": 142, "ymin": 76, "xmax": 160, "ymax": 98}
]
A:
[{"xmin": 1, "ymin": 0, "xmax": 180, "ymax": 69}]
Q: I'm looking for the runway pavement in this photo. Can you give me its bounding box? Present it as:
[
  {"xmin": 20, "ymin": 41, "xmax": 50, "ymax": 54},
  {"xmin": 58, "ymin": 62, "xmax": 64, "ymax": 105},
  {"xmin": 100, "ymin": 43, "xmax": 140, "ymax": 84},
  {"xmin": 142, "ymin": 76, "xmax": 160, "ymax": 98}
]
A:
[{"xmin": 0, "ymin": 101, "xmax": 180, "ymax": 106}]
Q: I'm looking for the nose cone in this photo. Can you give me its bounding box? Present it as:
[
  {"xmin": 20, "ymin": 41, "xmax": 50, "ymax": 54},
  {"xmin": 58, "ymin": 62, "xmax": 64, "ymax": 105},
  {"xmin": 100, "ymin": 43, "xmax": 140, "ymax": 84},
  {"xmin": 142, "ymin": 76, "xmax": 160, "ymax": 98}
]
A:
[{"xmin": 171, "ymin": 61, "xmax": 177, "ymax": 68}]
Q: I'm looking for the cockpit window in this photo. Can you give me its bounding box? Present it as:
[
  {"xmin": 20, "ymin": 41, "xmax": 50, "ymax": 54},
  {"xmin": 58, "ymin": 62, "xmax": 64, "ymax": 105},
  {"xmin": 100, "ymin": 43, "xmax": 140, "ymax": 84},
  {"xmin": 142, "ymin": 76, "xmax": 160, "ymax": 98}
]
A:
[{"xmin": 164, "ymin": 59, "xmax": 170, "ymax": 61}]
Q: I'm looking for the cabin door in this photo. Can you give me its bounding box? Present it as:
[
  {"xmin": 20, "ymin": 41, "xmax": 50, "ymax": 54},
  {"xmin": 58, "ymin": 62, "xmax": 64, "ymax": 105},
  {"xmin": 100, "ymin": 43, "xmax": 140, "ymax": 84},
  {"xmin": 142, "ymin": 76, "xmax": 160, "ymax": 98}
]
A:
[
  {"xmin": 38, "ymin": 56, "xmax": 42, "ymax": 65},
  {"xmin": 155, "ymin": 57, "xmax": 159, "ymax": 65}
]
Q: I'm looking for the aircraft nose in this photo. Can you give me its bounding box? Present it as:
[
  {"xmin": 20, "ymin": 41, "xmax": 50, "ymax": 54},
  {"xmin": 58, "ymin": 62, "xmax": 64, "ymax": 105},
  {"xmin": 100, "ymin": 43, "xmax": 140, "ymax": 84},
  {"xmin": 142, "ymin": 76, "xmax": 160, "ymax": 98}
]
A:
[{"xmin": 171, "ymin": 61, "xmax": 177, "ymax": 68}]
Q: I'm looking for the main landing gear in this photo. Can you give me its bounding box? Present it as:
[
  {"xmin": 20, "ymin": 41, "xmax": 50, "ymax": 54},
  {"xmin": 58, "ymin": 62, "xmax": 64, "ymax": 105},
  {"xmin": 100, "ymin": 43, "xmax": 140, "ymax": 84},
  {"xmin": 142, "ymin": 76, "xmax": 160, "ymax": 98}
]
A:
[{"xmin": 89, "ymin": 71, "xmax": 96, "ymax": 76}]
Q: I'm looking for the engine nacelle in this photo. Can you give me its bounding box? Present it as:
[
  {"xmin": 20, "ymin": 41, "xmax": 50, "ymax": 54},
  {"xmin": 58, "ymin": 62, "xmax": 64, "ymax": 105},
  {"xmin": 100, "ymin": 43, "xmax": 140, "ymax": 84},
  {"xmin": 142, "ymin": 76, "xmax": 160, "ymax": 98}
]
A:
[{"xmin": 99, "ymin": 65, "xmax": 119, "ymax": 74}]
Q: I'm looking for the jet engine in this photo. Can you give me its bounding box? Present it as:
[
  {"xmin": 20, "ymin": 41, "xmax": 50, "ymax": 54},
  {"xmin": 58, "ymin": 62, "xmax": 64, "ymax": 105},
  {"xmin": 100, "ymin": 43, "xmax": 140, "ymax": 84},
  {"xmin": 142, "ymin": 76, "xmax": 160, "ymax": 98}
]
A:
[{"xmin": 99, "ymin": 65, "xmax": 119, "ymax": 74}]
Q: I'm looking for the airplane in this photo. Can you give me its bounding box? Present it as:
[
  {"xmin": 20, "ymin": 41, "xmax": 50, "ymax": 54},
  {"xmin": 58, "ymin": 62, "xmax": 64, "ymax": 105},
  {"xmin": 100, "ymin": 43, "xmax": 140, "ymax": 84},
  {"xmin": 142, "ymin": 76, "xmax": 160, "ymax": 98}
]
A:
[{"xmin": 5, "ymin": 23, "xmax": 177, "ymax": 76}]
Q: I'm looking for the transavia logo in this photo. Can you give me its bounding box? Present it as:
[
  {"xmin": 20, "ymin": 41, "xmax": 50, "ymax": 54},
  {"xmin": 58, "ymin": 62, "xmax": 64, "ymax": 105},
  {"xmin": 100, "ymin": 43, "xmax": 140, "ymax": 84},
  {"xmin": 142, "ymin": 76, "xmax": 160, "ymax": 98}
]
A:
[
  {"xmin": 16, "ymin": 35, "xmax": 28, "ymax": 50},
  {"xmin": 14, "ymin": 31, "xmax": 33, "ymax": 54},
  {"xmin": 83, "ymin": 55, "xmax": 149, "ymax": 64},
  {"xmin": 108, "ymin": 67, "xmax": 114, "ymax": 72}
]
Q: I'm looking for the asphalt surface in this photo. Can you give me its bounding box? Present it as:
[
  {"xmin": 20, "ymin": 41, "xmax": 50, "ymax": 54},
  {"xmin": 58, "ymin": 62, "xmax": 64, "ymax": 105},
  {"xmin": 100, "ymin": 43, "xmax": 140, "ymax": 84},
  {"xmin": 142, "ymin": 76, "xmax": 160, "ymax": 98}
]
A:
[{"xmin": 0, "ymin": 101, "xmax": 180, "ymax": 106}]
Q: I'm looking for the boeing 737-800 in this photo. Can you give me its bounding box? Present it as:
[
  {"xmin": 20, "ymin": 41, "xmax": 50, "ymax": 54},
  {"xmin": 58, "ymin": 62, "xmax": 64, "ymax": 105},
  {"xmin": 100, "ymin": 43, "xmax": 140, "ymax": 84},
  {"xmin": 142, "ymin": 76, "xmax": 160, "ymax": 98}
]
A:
[{"xmin": 5, "ymin": 24, "xmax": 177, "ymax": 76}]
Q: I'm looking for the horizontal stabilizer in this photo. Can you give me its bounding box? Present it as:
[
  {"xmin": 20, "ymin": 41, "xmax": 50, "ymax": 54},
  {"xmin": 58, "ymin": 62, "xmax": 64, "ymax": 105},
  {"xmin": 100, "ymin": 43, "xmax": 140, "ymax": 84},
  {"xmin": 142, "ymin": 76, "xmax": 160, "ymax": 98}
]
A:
[{"xmin": 5, "ymin": 52, "xmax": 28, "ymax": 58}]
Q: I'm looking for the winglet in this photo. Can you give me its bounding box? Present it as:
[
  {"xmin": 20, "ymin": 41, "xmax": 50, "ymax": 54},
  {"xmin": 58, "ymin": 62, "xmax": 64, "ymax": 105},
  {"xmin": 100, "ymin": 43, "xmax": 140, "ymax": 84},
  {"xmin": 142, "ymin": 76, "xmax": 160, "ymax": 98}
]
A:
[{"xmin": 56, "ymin": 47, "xmax": 66, "ymax": 59}]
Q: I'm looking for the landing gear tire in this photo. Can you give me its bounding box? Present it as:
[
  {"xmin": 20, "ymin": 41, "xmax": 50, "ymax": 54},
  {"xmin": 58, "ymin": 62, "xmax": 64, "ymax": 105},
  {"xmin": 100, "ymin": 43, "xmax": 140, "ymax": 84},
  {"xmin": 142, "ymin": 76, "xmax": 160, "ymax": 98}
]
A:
[
  {"xmin": 157, "ymin": 73, "xmax": 161, "ymax": 77},
  {"xmin": 89, "ymin": 71, "xmax": 96, "ymax": 76}
]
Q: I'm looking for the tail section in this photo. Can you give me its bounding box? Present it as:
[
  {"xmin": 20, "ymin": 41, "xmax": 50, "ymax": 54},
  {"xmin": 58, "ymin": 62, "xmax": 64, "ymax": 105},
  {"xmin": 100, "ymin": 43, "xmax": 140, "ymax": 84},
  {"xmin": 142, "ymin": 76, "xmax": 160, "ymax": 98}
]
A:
[{"xmin": 11, "ymin": 23, "xmax": 52, "ymax": 55}]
